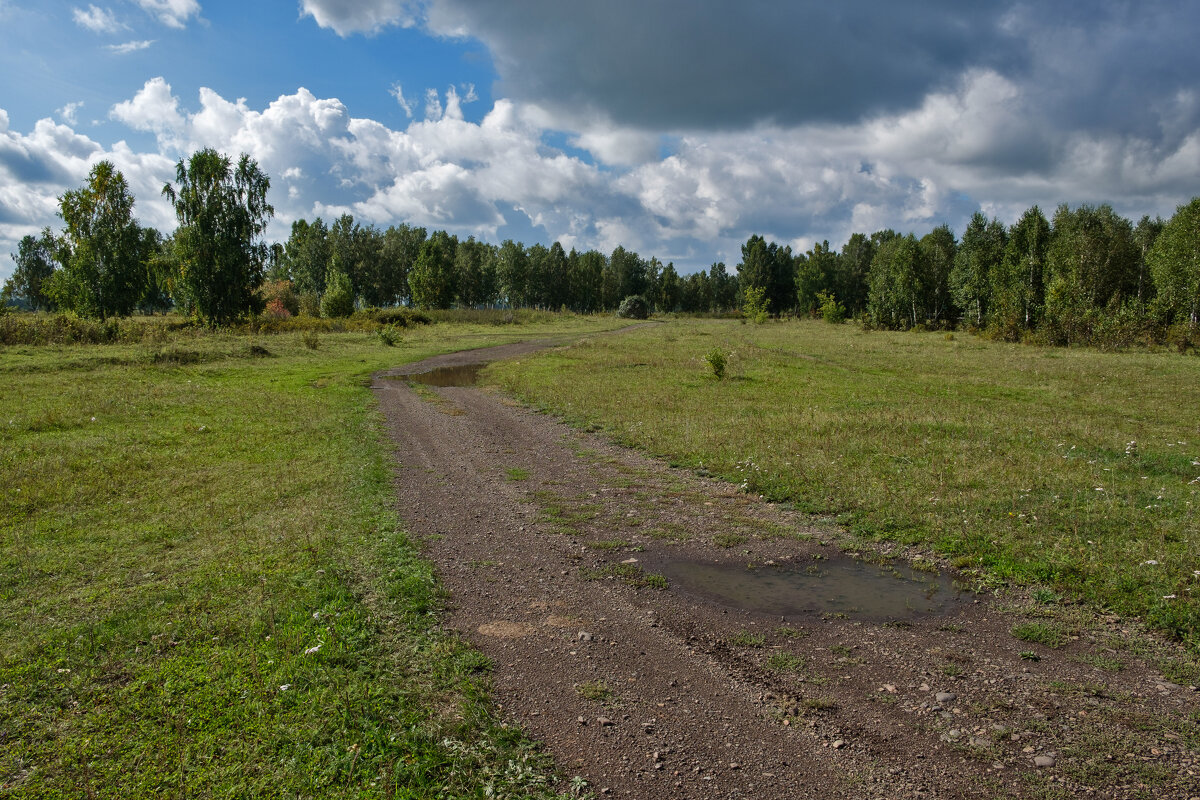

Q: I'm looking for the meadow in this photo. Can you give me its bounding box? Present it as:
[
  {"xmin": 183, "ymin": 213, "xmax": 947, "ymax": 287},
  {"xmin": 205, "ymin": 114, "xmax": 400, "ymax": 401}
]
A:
[
  {"xmin": 0, "ymin": 313, "xmax": 621, "ymax": 798},
  {"xmin": 489, "ymin": 318, "xmax": 1200, "ymax": 651}
]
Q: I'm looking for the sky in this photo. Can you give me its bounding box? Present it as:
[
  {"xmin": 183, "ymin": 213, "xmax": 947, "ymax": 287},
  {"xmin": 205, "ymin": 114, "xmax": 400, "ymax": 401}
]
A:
[{"xmin": 2, "ymin": 1, "xmax": 1199, "ymax": 282}]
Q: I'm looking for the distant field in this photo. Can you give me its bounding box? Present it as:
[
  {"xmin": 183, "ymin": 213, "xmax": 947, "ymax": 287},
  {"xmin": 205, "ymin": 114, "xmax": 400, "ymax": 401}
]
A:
[
  {"xmin": 0, "ymin": 315, "xmax": 619, "ymax": 798},
  {"xmin": 490, "ymin": 319, "xmax": 1200, "ymax": 647}
]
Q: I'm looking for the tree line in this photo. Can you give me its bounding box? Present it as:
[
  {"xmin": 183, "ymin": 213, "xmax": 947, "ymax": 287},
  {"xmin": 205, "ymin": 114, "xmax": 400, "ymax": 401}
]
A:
[
  {"xmin": 738, "ymin": 201, "xmax": 1200, "ymax": 344},
  {"xmin": 5, "ymin": 151, "xmax": 1199, "ymax": 344}
]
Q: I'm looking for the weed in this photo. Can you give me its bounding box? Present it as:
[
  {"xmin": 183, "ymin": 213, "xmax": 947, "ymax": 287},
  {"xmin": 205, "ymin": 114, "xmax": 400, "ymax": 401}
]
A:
[
  {"xmin": 576, "ymin": 680, "xmax": 613, "ymax": 703},
  {"xmin": 729, "ymin": 630, "xmax": 766, "ymax": 648},
  {"xmin": 703, "ymin": 347, "xmax": 728, "ymax": 379},
  {"xmin": 766, "ymin": 652, "xmax": 805, "ymax": 673},
  {"xmin": 300, "ymin": 329, "xmax": 320, "ymax": 349},
  {"xmin": 1011, "ymin": 622, "xmax": 1068, "ymax": 648},
  {"xmin": 713, "ymin": 531, "xmax": 748, "ymax": 548},
  {"xmin": 1072, "ymin": 652, "xmax": 1126, "ymax": 672},
  {"xmin": 505, "ymin": 467, "xmax": 530, "ymax": 481},
  {"xmin": 775, "ymin": 625, "xmax": 809, "ymax": 638},
  {"xmin": 585, "ymin": 539, "xmax": 630, "ymax": 551}
]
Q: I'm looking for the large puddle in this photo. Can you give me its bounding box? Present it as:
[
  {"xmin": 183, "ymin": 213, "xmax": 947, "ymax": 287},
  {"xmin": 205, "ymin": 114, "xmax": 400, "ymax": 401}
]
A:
[
  {"xmin": 404, "ymin": 363, "xmax": 485, "ymax": 387},
  {"xmin": 652, "ymin": 555, "xmax": 964, "ymax": 620}
]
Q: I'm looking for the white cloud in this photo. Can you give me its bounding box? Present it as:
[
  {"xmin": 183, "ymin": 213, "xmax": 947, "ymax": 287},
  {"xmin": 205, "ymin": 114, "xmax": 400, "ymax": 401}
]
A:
[
  {"xmin": 423, "ymin": 88, "xmax": 442, "ymax": 121},
  {"xmin": 390, "ymin": 83, "xmax": 412, "ymax": 118},
  {"xmin": 57, "ymin": 102, "xmax": 84, "ymax": 125},
  {"xmin": 133, "ymin": 0, "xmax": 200, "ymax": 29},
  {"xmin": 72, "ymin": 4, "xmax": 126, "ymax": 33},
  {"xmin": 109, "ymin": 77, "xmax": 184, "ymax": 136},
  {"xmin": 107, "ymin": 39, "xmax": 154, "ymax": 54},
  {"xmin": 299, "ymin": 0, "xmax": 420, "ymax": 36}
]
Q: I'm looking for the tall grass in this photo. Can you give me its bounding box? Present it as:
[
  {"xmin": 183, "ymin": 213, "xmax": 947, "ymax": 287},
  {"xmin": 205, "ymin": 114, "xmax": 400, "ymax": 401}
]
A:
[{"xmin": 489, "ymin": 319, "xmax": 1200, "ymax": 648}]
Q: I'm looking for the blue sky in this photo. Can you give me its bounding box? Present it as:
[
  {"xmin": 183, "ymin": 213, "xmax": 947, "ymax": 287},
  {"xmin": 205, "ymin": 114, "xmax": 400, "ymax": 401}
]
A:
[{"xmin": 3, "ymin": 1, "xmax": 1199, "ymax": 281}]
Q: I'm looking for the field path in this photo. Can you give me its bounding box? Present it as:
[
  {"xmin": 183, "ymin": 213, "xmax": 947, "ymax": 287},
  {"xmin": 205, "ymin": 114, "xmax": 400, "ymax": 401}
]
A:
[{"xmin": 374, "ymin": 334, "xmax": 1198, "ymax": 800}]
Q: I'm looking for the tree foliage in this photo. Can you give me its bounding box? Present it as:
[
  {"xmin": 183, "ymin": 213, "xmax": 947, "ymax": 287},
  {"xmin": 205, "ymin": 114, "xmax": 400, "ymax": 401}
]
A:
[
  {"xmin": 163, "ymin": 149, "xmax": 273, "ymax": 324},
  {"xmin": 51, "ymin": 161, "xmax": 145, "ymax": 319},
  {"xmin": 3, "ymin": 229, "xmax": 58, "ymax": 310},
  {"xmin": 1147, "ymin": 197, "xmax": 1200, "ymax": 325}
]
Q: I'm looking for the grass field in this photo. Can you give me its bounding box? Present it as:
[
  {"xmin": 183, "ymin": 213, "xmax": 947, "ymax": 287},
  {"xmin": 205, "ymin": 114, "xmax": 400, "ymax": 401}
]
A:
[
  {"xmin": 489, "ymin": 318, "xmax": 1200, "ymax": 650},
  {"xmin": 0, "ymin": 314, "xmax": 620, "ymax": 798}
]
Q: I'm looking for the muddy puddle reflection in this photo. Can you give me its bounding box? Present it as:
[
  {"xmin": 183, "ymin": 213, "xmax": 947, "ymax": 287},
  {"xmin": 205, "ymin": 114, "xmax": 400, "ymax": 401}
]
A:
[
  {"xmin": 404, "ymin": 363, "xmax": 485, "ymax": 387},
  {"xmin": 653, "ymin": 555, "xmax": 965, "ymax": 620}
]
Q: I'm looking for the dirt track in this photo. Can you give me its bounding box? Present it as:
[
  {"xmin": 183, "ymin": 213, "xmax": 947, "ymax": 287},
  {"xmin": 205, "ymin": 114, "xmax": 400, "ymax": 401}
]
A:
[{"xmin": 374, "ymin": 334, "xmax": 1199, "ymax": 800}]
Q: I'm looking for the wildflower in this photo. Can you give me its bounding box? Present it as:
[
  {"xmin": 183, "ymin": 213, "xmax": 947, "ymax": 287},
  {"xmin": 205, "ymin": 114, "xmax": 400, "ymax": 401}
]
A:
[
  {"xmin": 304, "ymin": 643, "xmax": 322, "ymax": 656},
  {"xmin": 279, "ymin": 684, "xmax": 291, "ymax": 691},
  {"xmin": 1142, "ymin": 560, "xmax": 1159, "ymax": 565}
]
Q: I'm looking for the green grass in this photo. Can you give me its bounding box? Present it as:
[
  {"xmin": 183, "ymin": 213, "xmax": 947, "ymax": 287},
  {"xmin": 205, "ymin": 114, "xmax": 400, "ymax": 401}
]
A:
[
  {"xmin": 0, "ymin": 314, "xmax": 621, "ymax": 798},
  {"xmin": 489, "ymin": 318, "xmax": 1200, "ymax": 648}
]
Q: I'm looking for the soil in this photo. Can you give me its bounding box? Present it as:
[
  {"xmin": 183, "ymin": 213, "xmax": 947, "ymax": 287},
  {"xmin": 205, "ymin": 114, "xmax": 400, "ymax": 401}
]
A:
[{"xmin": 374, "ymin": 334, "xmax": 1199, "ymax": 800}]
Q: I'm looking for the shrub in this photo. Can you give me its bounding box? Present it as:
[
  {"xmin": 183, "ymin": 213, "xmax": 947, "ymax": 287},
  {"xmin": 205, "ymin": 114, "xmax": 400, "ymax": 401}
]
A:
[
  {"xmin": 703, "ymin": 347, "xmax": 727, "ymax": 379},
  {"xmin": 320, "ymin": 271, "xmax": 355, "ymax": 318},
  {"xmin": 742, "ymin": 285, "xmax": 769, "ymax": 324},
  {"xmin": 297, "ymin": 292, "xmax": 321, "ymax": 317},
  {"xmin": 377, "ymin": 325, "xmax": 402, "ymax": 346},
  {"xmin": 617, "ymin": 295, "xmax": 649, "ymax": 320},
  {"xmin": 260, "ymin": 280, "xmax": 299, "ymax": 317},
  {"xmin": 817, "ymin": 291, "xmax": 846, "ymax": 324},
  {"xmin": 301, "ymin": 329, "xmax": 320, "ymax": 350}
]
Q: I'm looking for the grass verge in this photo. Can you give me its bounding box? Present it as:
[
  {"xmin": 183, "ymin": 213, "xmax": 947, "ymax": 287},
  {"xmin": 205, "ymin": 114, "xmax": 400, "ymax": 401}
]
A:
[{"xmin": 1, "ymin": 315, "xmax": 620, "ymax": 797}]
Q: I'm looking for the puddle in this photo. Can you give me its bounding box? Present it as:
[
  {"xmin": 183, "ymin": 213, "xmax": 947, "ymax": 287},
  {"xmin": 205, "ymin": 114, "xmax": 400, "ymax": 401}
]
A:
[
  {"xmin": 652, "ymin": 556, "xmax": 964, "ymax": 620},
  {"xmin": 404, "ymin": 363, "xmax": 485, "ymax": 387}
]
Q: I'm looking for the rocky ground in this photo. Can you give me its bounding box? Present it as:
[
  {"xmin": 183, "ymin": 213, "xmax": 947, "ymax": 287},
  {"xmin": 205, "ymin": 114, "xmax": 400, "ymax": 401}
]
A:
[{"xmin": 374, "ymin": 337, "xmax": 1199, "ymax": 800}]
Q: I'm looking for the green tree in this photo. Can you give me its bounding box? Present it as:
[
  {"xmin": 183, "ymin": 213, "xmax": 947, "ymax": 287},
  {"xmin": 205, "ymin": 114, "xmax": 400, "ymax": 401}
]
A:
[
  {"xmin": 797, "ymin": 240, "xmax": 838, "ymax": 316},
  {"xmin": 3, "ymin": 228, "xmax": 58, "ymax": 310},
  {"xmin": 951, "ymin": 213, "xmax": 1006, "ymax": 326},
  {"xmin": 658, "ymin": 262, "xmax": 681, "ymax": 312},
  {"xmin": 737, "ymin": 235, "xmax": 793, "ymax": 314},
  {"xmin": 409, "ymin": 230, "xmax": 458, "ymax": 309},
  {"xmin": 836, "ymin": 233, "xmax": 875, "ymax": 316},
  {"xmin": 284, "ymin": 218, "xmax": 330, "ymax": 298},
  {"xmin": 994, "ymin": 205, "xmax": 1051, "ymax": 331},
  {"xmin": 456, "ymin": 237, "xmax": 498, "ymax": 308},
  {"xmin": 709, "ymin": 262, "xmax": 738, "ymax": 311},
  {"xmin": 163, "ymin": 149, "xmax": 274, "ymax": 325},
  {"xmin": 496, "ymin": 239, "xmax": 529, "ymax": 308},
  {"xmin": 51, "ymin": 161, "xmax": 145, "ymax": 319},
  {"xmin": 380, "ymin": 223, "xmax": 425, "ymax": 306},
  {"xmin": 320, "ymin": 268, "xmax": 355, "ymax": 317},
  {"xmin": 1044, "ymin": 203, "xmax": 1138, "ymax": 325},
  {"xmin": 1133, "ymin": 214, "xmax": 1165, "ymax": 306},
  {"xmin": 570, "ymin": 249, "xmax": 606, "ymax": 312},
  {"xmin": 867, "ymin": 233, "xmax": 926, "ymax": 329},
  {"xmin": 918, "ymin": 224, "xmax": 957, "ymax": 326},
  {"xmin": 1147, "ymin": 197, "xmax": 1200, "ymax": 325}
]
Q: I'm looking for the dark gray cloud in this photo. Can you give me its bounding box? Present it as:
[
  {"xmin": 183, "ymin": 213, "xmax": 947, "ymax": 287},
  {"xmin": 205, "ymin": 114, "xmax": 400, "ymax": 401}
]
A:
[{"xmin": 432, "ymin": 0, "xmax": 1021, "ymax": 129}]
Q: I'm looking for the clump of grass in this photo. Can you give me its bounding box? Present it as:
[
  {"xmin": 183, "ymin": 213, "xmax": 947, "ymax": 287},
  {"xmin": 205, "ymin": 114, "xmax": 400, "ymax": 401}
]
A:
[
  {"xmin": 729, "ymin": 630, "xmax": 766, "ymax": 648},
  {"xmin": 1011, "ymin": 622, "xmax": 1068, "ymax": 648},
  {"xmin": 585, "ymin": 539, "xmax": 630, "ymax": 551},
  {"xmin": 713, "ymin": 532, "xmax": 748, "ymax": 548},
  {"xmin": 1072, "ymin": 653, "xmax": 1126, "ymax": 672},
  {"xmin": 504, "ymin": 467, "xmax": 530, "ymax": 481},
  {"xmin": 766, "ymin": 651, "xmax": 805, "ymax": 673},
  {"xmin": 580, "ymin": 563, "xmax": 667, "ymax": 589},
  {"xmin": 300, "ymin": 329, "xmax": 320, "ymax": 349},
  {"xmin": 576, "ymin": 680, "xmax": 613, "ymax": 703},
  {"xmin": 776, "ymin": 624, "xmax": 809, "ymax": 638}
]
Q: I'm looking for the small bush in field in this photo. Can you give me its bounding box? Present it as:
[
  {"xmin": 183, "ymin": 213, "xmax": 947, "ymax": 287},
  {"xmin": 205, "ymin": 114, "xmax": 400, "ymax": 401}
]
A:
[
  {"xmin": 704, "ymin": 347, "xmax": 727, "ymax": 379},
  {"xmin": 301, "ymin": 329, "xmax": 320, "ymax": 350},
  {"xmin": 817, "ymin": 291, "xmax": 846, "ymax": 324},
  {"xmin": 617, "ymin": 295, "xmax": 649, "ymax": 319},
  {"xmin": 377, "ymin": 325, "xmax": 401, "ymax": 346}
]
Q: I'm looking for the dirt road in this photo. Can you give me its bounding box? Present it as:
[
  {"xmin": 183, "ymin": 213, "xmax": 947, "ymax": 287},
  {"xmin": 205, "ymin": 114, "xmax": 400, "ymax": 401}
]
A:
[{"xmin": 374, "ymin": 335, "xmax": 1198, "ymax": 800}]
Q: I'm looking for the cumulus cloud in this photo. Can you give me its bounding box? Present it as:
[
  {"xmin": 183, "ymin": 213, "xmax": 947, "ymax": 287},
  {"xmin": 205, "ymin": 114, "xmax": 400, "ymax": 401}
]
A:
[
  {"xmin": 299, "ymin": 0, "xmax": 421, "ymax": 36},
  {"xmin": 57, "ymin": 102, "xmax": 84, "ymax": 125},
  {"xmin": 107, "ymin": 39, "xmax": 154, "ymax": 54},
  {"xmin": 110, "ymin": 77, "xmax": 185, "ymax": 135},
  {"xmin": 133, "ymin": 0, "xmax": 200, "ymax": 29},
  {"xmin": 72, "ymin": 4, "xmax": 126, "ymax": 33}
]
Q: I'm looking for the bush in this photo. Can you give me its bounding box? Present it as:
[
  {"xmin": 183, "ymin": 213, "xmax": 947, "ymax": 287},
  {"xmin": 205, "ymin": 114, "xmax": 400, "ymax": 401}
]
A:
[
  {"xmin": 703, "ymin": 347, "xmax": 727, "ymax": 379},
  {"xmin": 320, "ymin": 271, "xmax": 355, "ymax": 319},
  {"xmin": 817, "ymin": 291, "xmax": 846, "ymax": 324},
  {"xmin": 617, "ymin": 295, "xmax": 650, "ymax": 320},
  {"xmin": 297, "ymin": 292, "xmax": 321, "ymax": 317},
  {"xmin": 371, "ymin": 307, "xmax": 433, "ymax": 327},
  {"xmin": 301, "ymin": 329, "xmax": 320, "ymax": 350},
  {"xmin": 260, "ymin": 280, "xmax": 299, "ymax": 317},
  {"xmin": 377, "ymin": 325, "xmax": 402, "ymax": 346},
  {"xmin": 742, "ymin": 286, "xmax": 769, "ymax": 324}
]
